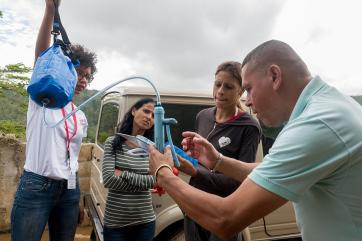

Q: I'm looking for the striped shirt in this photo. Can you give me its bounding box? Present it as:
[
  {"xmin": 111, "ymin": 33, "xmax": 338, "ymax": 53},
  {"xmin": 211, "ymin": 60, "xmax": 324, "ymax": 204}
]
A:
[{"xmin": 102, "ymin": 136, "xmax": 156, "ymax": 228}]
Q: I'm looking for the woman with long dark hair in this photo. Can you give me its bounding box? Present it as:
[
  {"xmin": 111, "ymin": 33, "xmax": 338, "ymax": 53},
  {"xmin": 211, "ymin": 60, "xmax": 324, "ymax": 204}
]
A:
[{"xmin": 102, "ymin": 98, "xmax": 156, "ymax": 241}]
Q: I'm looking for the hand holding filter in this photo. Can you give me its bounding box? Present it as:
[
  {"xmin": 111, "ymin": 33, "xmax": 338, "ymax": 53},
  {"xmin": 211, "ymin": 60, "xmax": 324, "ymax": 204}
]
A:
[{"xmin": 153, "ymin": 104, "xmax": 180, "ymax": 167}]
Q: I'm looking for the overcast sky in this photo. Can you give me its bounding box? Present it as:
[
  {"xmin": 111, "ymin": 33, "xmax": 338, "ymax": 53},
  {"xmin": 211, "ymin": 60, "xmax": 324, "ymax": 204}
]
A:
[{"xmin": 1, "ymin": 0, "xmax": 362, "ymax": 95}]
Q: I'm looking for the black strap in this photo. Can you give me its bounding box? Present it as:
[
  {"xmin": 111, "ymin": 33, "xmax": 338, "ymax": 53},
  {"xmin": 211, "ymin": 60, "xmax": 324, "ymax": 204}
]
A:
[{"xmin": 51, "ymin": 1, "xmax": 77, "ymax": 63}]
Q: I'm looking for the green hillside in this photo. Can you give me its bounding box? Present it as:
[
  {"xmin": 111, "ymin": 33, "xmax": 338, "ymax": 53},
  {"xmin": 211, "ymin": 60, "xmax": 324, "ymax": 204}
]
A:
[
  {"xmin": 73, "ymin": 90, "xmax": 102, "ymax": 142},
  {"xmin": 0, "ymin": 87, "xmax": 101, "ymax": 142},
  {"xmin": 2, "ymin": 89, "xmax": 361, "ymax": 142},
  {"xmin": 1, "ymin": 62, "xmax": 362, "ymax": 141},
  {"xmin": 352, "ymin": 95, "xmax": 362, "ymax": 105}
]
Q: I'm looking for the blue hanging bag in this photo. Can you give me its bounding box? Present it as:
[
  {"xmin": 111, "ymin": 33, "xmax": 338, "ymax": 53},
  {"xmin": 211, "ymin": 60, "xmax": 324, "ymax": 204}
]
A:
[
  {"xmin": 28, "ymin": 44, "xmax": 77, "ymax": 109},
  {"xmin": 27, "ymin": 0, "xmax": 78, "ymax": 109}
]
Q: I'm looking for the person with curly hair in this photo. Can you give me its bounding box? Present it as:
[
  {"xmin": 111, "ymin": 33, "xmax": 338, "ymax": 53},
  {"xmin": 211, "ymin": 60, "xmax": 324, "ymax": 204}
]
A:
[{"xmin": 10, "ymin": 1, "xmax": 97, "ymax": 241}]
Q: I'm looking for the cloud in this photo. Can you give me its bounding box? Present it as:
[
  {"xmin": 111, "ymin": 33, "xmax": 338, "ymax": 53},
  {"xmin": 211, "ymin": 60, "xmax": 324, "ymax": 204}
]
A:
[
  {"xmin": 0, "ymin": 1, "xmax": 40, "ymax": 67},
  {"xmin": 0, "ymin": 8, "xmax": 30, "ymax": 45},
  {"xmin": 1, "ymin": 0, "xmax": 361, "ymax": 95},
  {"xmin": 271, "ymin": 0, "xmax": 362, "ymax": 95},
  {"xmin": 57, "ymin": 0, "xmax": 285, "ymax": 91}
]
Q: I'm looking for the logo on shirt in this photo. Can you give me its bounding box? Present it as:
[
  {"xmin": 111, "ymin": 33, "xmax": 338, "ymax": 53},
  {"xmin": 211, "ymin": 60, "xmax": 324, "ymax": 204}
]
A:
[
  {"xmin": 218, "ymin": 136, "xmax": 231, "ymax": 148},
  {"xmin": 79, "ymin": 118, "xmax": 87, "ymax": 126}
]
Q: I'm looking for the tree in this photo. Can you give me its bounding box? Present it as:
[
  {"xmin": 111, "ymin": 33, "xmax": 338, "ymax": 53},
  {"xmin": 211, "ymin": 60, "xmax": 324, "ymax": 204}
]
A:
[
  {"xmin": 0, "ymin": 63, "xmax": 99, "ymax": 142},
  {"xmin": 0, "ymin": 63, "xmax": 32, "ymax": 96},
  {"xmin": 0, "ymin": 63, "xmax": 31, "ymax": 139}
]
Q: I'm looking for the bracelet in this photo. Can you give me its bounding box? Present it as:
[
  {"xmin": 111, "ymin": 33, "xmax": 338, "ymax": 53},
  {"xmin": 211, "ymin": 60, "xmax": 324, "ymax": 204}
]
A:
[
  {"xmin": 155, "ymin": 164, "xmax": 173, "ymax": 181},
  {"xmin": 211, "ymin": 152, "xmax": 223, "ymax": 172}
]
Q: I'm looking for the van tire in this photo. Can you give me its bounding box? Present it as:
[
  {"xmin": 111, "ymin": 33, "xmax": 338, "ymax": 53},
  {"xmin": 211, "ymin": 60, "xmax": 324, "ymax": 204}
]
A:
[
  {"xmin": 154, "ymin": 220, "xmax": 184, "ymax": 241},
  {"xmin": 168, "ymin": 227, "xmax": 184, "ymax": 241},
  {"xmin": 90, "ymin": 229, "xmax": 97, "ymax": 241}
]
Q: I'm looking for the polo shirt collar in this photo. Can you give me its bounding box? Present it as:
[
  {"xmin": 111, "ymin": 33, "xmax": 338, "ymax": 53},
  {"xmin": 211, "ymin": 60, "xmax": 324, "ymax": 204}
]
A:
[{"xmin": 288, "ymin": 76, "xmax": 325, "ymax": 122}]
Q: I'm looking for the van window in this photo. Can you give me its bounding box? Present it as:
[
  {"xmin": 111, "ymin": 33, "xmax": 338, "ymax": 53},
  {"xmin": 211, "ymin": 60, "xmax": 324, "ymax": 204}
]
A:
[
  {"xmin": 97, "ymin": 102, "xmax": 119, "ymax": 148},
  {"xmin": 162, "ymin": 103, "xmax": 211, "ymax": 147}
]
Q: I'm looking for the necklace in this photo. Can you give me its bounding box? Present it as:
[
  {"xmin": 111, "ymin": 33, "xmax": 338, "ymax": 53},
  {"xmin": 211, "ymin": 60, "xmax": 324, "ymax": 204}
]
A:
[{"xmin": 216, "ymin": 107, "xmax": 239, "ymax": 123}]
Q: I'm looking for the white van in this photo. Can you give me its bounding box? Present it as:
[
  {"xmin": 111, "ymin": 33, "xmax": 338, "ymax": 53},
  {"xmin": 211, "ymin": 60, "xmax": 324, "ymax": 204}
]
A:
[{"xmin": 84, "ymin": 86, "xmax": 301, "ymax": 241}]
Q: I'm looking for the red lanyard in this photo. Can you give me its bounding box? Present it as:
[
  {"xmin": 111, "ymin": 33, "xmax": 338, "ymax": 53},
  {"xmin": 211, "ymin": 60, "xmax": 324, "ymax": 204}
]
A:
[{"xmin": 61, "ymin": 102, "xmax": 77, "ymax": 168}]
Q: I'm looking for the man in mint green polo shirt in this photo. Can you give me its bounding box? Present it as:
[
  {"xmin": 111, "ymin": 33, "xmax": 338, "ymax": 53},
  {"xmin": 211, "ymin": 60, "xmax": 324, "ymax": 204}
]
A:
[
  {"xmin": 248, "ymin": 73, "xmax": 362, "ymax": 240},
  {"xmin": 148, "ymin": 40, "xmax": 362, "ymax": 241}
]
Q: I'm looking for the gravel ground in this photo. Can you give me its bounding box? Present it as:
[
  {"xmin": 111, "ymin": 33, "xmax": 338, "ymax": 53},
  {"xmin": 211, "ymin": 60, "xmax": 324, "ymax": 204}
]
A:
[{"xmin": 0, "ymin": 226, "xmax": 92, "ymax": 241}]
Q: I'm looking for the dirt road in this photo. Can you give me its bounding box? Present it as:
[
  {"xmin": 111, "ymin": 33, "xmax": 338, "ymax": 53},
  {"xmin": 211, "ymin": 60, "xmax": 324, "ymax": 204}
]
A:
[{"xmin": 0, "ymin": 226, "xmax": 92, "ymax": 241}]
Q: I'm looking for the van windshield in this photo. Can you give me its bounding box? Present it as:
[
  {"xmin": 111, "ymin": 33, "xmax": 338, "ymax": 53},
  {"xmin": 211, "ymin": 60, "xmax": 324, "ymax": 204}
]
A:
[{"xmin": 162, "ymin": 103, "xmax": 211, "ymax": 147}]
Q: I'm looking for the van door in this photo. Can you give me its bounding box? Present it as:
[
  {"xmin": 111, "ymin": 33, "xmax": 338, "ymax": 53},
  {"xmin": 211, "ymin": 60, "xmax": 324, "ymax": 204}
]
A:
[
  {"xmin": 91, "ymin": 101, "xmax": 120, "ymax": 224},
  {"xmin": 246, "ymin": 125, "xmax": 301, "ymax": 240},
  {"xmin": 152, "ymin": 102, "xmax": 212, "ymax": 237}
]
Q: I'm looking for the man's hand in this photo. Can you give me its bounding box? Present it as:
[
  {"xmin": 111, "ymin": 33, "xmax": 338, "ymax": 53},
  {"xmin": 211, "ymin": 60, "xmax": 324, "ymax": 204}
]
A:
[
  {"xmin": 148, "ymin": 145, "xmax": 174, "ymax": 176},
  {"xmin": 177, "ymin": 155, "xmax": 197, "ymax": 177},
  {"xmin": 181, "ymin": 131, "xmax": 219, "ymax": 169}
]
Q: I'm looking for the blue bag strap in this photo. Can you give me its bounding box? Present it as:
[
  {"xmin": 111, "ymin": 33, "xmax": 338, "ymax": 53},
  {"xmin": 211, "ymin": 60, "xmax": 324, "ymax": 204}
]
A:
[
  {"xmin": 52, "ymin": 1, "xmax": 70, "ymax": 45},
  {"xmin": 51, "ymin": 1, "xmax": 78, "ymax": 65}
]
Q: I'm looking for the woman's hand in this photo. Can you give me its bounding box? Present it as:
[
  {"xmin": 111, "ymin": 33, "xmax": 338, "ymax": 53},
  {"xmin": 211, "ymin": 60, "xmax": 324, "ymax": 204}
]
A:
[
  {"xmin": 181, "ymin": 131, "xmax": 219, "ymax": 170},
  {"xmin": 177, "ymin": 155, "xmax": 197, "ymax": 177},
  {"xmin": 45, "ymin": 0, "xmax": 61, "ymax": 8},
  {"xmin": 114, "ymin": 169, "xmax": 122, "ymax": 177}
]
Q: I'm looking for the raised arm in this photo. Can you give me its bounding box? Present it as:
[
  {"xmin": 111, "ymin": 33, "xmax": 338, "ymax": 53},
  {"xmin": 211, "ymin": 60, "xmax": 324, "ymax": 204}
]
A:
[{"xmin": 34, "ymin": 0, "xmax": 57, "ymax": 64}]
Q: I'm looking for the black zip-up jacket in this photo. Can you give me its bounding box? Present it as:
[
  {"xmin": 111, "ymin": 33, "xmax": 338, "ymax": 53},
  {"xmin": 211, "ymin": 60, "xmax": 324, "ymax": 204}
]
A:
[{"xmin": 189, "ymin": 107, "xmax": 261, "ymax": 197}]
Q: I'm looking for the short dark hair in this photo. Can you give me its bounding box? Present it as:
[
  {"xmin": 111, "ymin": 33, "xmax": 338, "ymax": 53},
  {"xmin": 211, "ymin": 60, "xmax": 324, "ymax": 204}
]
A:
[
  {"xmin": 241, "ymin": 40, "xmax": 309, "ymax": 77},
  {"xmin": 215, "ymin": 61, "xmax": 243, "ymax": 86},
  {"xmin": 71, "ymin": 44, "xmax": 97, "ymax": 82},
  {"xmin": 241, "ymin": 40, "xmax": 286, "ymax": 68},
  {"xmin": 112, "ymin": 98, "xmax": 155, "ymax": 154}
]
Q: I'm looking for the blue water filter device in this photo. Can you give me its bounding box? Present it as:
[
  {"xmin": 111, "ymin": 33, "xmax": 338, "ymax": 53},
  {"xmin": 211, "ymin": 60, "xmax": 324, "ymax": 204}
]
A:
[{"xmin": 154, "ymin": 104, "xmax": 165, "ymax": 152}]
